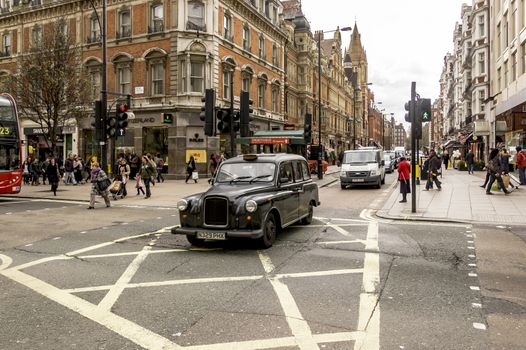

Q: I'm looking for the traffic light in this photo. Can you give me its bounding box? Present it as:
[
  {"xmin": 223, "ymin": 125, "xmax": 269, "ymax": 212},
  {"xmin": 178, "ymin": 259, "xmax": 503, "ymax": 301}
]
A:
[
  {"xmin": 200, "ymin": 89, "xmax": 215, "ymax": 136},
  {"xmin": 304, "ymin": 113, "xmax": 312, "ymax": 144},
  {"xmin": 106, "ymin": 111, "xmax": 117, "ymax": 139},
  {"xmin": 92, "ymin": 100, "xmax": 104, "ymax": 141},
  {"xmin": 414, "ymin": 99, "xmax": 422, "ymax": 139},
  {"xmin": 115, "ymin": 103, "xmax": 129, "ymax": 137},
  {"xmin": 240, "ymin": 91, "xmax": 253, "ymax": 137},
  {"xmin": 419, "ymin": 98, "xmax": 432, "ymax": 123},
  {"xmin": 404, "ymin": 101, "xmax": 413, "ymax": 122},
  {"xmin": 217, "ymin": 108, "xmax": 231, "ymax": 134},
  {"xmin": 232, "ymin": 110, "xmax": 240, "ymax": 133}
]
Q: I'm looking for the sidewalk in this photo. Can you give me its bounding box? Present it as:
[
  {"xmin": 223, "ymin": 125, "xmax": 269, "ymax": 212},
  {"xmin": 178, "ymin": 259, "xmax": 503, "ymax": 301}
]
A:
[
  {"xmin": 377, "ymin": 168, "xmax": 526, "ymax": 226},
  {"xmin": 5, "ymin": 165, "xmax": 340, "ymax": 208}
]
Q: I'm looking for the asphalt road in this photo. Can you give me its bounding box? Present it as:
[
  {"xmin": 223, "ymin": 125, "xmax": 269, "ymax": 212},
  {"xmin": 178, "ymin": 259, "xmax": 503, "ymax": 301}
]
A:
[{"xmin": 0, "ymin": 173, "xmax": 521, "ymax": 349}]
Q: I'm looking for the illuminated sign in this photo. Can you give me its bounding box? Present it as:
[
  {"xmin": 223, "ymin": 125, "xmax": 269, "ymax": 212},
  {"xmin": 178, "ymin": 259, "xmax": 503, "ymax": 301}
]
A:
[{"xmin": 250, "ymin": 137, "xmax": 290, "ymax": 145}]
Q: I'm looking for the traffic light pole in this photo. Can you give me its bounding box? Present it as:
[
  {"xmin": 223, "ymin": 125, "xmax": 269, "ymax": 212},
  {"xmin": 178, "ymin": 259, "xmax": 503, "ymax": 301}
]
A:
[
  {"xmin": 100, "ymin": 0, "xmax": 108, "ymax": 173},
  {"xmin": 410, "ymin": 82, "xmax": 417, "ymax": 213},
  {"xmin": 229, "ymin": 72, "xmax": 235, "ymax": 158}
]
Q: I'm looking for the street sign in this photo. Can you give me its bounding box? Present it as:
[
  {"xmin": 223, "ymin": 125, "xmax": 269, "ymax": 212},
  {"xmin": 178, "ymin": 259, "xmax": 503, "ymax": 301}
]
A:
[
  {"xmin": 162, "ymin": 113, "xmax": 173, "ymax": 124},
  {"xmin": 126, "ymin": 112, "xmax": 135, "ymax": 120}
]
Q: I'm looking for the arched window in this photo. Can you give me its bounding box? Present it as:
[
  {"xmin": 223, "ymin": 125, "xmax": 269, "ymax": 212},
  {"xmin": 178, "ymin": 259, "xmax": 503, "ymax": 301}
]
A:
[
  {"xmin": 258, "ymin": 74, "xmax": 267, "ymax": 109},
  {"xmin": 222, "ymin": 57, "xmax": 236, "ymax": 99},
  {"xmin": 180, "ymin": 41, "xmax": 211, "ymax": 94},
  {"xmin": 241, "ymin": 65, "xmax": 254, "ymax": 92},
  {"xmin": 271, "ymin": 80, "xmax": 280, "ymax": 113}
]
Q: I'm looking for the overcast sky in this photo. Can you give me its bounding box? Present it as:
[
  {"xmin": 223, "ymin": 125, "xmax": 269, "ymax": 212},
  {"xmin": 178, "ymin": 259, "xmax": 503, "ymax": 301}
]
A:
[{"xmin": 300, "ymin": 0, "xmax": 468, "ymax": 126}]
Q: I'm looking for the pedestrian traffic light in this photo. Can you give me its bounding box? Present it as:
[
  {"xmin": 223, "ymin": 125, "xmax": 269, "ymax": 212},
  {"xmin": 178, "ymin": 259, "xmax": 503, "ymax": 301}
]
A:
[
  {"xmin": 217, "ymin": 108, "xmax": 231, "ymax": 134},
  {"xmin": 419, "ymin": 98, "xmax": 432, "ymax": 123},
  {"xmin": 414, "ymin": 99, "xmax": 422, "ymax": 139},
  {"xmin": 304, "ymin": 113, "xmax": 312, "ymax": 144},
  {"xmin": 232, "ymin": 110, "xmax": 240, "ymax": 133},
  {"xmin": 200, "ymin": 88, "xmax": 215, "ymax": 136},
  {"xmin": 240, "ymin": 91, "xmax": 253, "ymax": 137},
  {"xmin": 115, "ymin": 103, "xmax": 129, "ymax": 137},
  {"xmin": 404, "ymin": 101, "xmax": 413, "ymax": 122}
]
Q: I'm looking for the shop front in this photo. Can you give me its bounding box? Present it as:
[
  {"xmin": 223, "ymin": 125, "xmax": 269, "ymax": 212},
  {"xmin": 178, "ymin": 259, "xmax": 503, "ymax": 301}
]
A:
[{"xmin": 22, "ymin": 125, "xmax": 77, "ymax": 162}]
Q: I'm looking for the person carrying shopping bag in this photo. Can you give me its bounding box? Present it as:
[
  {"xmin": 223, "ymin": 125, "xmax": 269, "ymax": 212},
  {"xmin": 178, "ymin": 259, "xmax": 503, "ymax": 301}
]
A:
[
  {"xmin": 87, "ymin": 162, "xmax": 111, "ymax": 209},
  {"xmin": 185, "ymin": 155, "xmax": 198, "ymax": 183}
]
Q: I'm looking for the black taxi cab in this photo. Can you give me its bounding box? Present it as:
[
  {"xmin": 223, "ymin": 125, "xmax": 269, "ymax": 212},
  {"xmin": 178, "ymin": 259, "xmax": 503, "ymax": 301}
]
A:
[{"xmin": 172, "ymin": 153, "xmax": 320, "ymax": 248}]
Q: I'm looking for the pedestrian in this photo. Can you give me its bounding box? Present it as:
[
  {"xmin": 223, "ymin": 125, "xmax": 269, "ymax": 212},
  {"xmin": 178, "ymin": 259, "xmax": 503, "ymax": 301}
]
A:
[
  {"xmin": 129, "ymin": 151, "xmax": 140, "ymax": 179},
  {"xmin": 73, "ymin": 155, "xmax": 84, "ymax": 184},
  {"xmin": 22, "ymin": 158, "xmax": 31, "ymax": 185},
  {"xmin": 397, "ymin": 156, "xmax": 410, "ymax": 203},
  {"xmin": 466, "ymin": 150, "xmax": 475, "ymax": 174},
  {"xmin": 185, "ymin": 155, "xmax": 197, "ymax": 183},
  {"xmin": 485, "ymin": 148, "xmax": 511, "ymax": 195},
  {"xmin": 145, "ymin": 153, "xmax": 158, "ymax": 186},
  {"xmin": 424, "ymin": 150, "xmax": 442, "ymax": 191},
  {"xmin": 63, "ymin": 154, "xmax": 77, "ymax": 185},
  {"xmin": 40, "ymin": 157, "xmax": 49, "ymax": 185},
  {"xmin": 442, "ymin": 149, "xmax": 449, "ymax": 170},
  {"xmin": 154, "ymin": 153, "xmax": 165, "ymax": 183},
  {"xmin": 46, "ymin": 158, "xmax": 61, "ymax": 196},
  {"xmin": 118, "ymin": 158, "xmax": 130, "ymax": 197},
  {"xmin": 516, "ymin": 146, "xmax": 526, "ymax": 185},
  {"xmin": 29, "ymin": 158, "xmax": 41, "ymax": 185},
  {"xmin": 500, "ymin": 149, "xmax": 515, "ymax": 190},
  {"xmin": 87, "ymin": 161, "xmax": 111, "ymax": 209},
  {"xmin": 208, "ymin": 153, "xmax": 217, "ymax": 183},
  {"xmin": 139, "ymin": 156, "xmax": 156, "ymax": 198}
]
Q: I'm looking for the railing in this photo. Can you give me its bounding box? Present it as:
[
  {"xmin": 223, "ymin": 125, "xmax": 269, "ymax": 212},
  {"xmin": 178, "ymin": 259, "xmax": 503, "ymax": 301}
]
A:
[
  {"xmin": 148, "ymin": 22, "xmax": 164, "ymax": 34},
  {"xmin": 116, "ymin": 28, "xmax": 131, "ymax": 39}
]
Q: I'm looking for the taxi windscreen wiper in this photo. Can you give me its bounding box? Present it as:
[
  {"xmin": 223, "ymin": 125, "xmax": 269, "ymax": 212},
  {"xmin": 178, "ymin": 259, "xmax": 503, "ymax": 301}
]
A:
[
  {"xmin": 249, "ymin": 174, "xmax": 272, "ymax": 183},
  {"xmin": 230, "ymin": 176, "xmax": 252, "ymax": 184}
]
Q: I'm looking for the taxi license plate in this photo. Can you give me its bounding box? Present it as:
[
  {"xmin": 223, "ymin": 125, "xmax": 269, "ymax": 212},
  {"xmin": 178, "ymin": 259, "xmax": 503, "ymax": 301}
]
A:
[
  {"xmin": 197, "ymin": 232, "xmax": 226, "ymax": 240},
  {"xmin": 352, "ymin": 178, "xmax": 365, "ymax": 182}
]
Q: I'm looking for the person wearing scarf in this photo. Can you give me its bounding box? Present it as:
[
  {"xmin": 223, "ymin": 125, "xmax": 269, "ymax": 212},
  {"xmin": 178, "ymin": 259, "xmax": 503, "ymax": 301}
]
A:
[{"xmin": 88, "ymin": 162, "xmax": 111, "ymax": 209}]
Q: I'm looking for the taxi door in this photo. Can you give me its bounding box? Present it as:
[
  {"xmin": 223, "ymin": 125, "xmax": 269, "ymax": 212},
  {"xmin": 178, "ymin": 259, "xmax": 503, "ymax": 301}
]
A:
[{"xmin": 277, "ymin": 161, "xmax": 299, "ymax": 225}]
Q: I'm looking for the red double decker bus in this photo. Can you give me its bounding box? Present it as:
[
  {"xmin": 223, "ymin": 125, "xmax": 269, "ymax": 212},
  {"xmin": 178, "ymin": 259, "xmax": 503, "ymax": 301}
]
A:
[{"xmin": 0, "ymin": 93, "xmax": 22, "ymax": 194}]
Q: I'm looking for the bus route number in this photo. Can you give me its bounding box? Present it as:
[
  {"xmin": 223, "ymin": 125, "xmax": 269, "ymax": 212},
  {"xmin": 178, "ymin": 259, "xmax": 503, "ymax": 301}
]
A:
[{"xmin": 0, "ymin": 127, "xmax": 12, "ymax": 136}]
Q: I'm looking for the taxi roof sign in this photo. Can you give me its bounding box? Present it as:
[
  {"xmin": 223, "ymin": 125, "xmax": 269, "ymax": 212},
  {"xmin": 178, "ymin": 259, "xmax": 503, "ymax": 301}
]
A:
[{"xmin": 243, "ymin": 154, "xmax": 258, "ymax": 161}]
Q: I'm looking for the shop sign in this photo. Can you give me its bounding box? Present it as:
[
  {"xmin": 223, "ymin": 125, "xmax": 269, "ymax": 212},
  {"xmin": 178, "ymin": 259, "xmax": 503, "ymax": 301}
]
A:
[
  {"xmin": 188, "ymin": 133, "xmax": 204, "ymax": 143},
  {"xmin": 24, "ymin": 126, "xmax": 63, "ymax": 135},
  {"xmin": 250, "ymin": 137, "xmax": 290, "ymax": 145},
  {"xmin": 186, "ymin": 149, "xmax": 207, "ymax": 163},
  {"xmin": 162, "ymin": 113, "xmax": 173, "ymax": 124},
  {"xmin": 129, "ymin": 117, "xmax": 157, "ymax": 125}
]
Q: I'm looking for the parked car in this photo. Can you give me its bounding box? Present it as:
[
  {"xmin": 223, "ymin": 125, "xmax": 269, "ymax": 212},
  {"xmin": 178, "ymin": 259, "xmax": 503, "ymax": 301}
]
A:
[
  {"xmin": 173, "ymin": 153, "xmax": 320, "ymax": 248},
  {"xmin": 340, "ymin": 147, "xmax": 385, "ymax": 189},
  {"xmin": 384, "ymin": 154, "xmax": 395, "ymax": 173}
]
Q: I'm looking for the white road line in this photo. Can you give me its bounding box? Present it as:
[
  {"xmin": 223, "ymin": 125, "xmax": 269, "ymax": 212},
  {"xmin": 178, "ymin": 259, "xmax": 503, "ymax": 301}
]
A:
[
  {"xmin": 468, "ymin": 254, "xmax": 476, "ymax": 258},
  {"xmin": 295, "ymin": 224, "xmax": 369, "ymax": 228},
  {"xmin": 468, "ymin": 263, "xmax": 477, "ymax": 267},
  {"xmin": 314, "ymin": 216, "xmax": 369, "ymax": 223},
  {"xmin": 258, "ymin": 252, "xmax": 318, "ymax": 350},
  {"xmin": 468, "ymin": 273, "xmax": 478, "ymax": 277},
  {"xmin": 276, "ymin": 268, "xmax": 363, "ymax": 279},
  {"xmin": 24, "ymin": 243, "xmax": 33, "ymax": 247},
  {"xmin": 317, "ymin": 240, "xmax": 366, "ymax": 245},
  {"xmin": 97, "ymin": 246, "xmax": 152, "ymax": 311},
  {"xmin": 0, "ymin": 254, "xmax": 12, "ymax": 271},
  {"xmin": 64, "ymin": 275, "xmax": 264, "ymax": 294},
  {"xmin": 470, "ymin": 286, "xmax": 480, "ymax": 291},
  {"xmin": 354, "ymin": 218, "xmax": 380, "ymax": 350},
  {"xmin": 79, "ymin": 249, "xmax": 187, "ymax": 259},
  {"xmin": 471, "ymin": 303, "xmax": 482, "ymax": 308},
  {"xmin": 325, "ymin": 222, "xmax": 356, "ymax": 238},
  {"xmin": 473, "ymin": 323, "xmax": 487, "ymax": 330},
  {"xmin": 0, "ymin": 268, "xmax": 182, "ymax": 350}
]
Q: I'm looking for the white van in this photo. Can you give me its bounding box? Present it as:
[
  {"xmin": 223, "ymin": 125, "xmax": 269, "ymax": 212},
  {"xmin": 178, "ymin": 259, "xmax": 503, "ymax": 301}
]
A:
[{"xmin": 340, "ymin": 148, "xmax": 385, "ymax": 189}]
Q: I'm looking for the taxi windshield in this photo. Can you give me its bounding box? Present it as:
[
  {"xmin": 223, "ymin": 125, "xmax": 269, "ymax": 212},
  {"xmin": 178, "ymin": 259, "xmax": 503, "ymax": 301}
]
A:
[{"xmin": 216, "ymin": 162, "xmax": 276, "ymax": 183}]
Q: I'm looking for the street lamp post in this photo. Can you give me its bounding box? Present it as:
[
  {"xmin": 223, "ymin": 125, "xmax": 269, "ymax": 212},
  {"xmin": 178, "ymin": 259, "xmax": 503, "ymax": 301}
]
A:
[{"xmin": 316, "ymin": 27, "xmax": 352, "ymax": 179}]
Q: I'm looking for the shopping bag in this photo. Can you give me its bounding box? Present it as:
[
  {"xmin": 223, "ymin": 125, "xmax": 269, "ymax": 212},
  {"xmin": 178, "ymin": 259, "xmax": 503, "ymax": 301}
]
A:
[
  {"xmin": 97, "ymin": 178, "xmax": 111, "ymax": 192},
  {"xmin": 502, "ymin": 175, "xmax": 510, "ymax": 188},
  {"xmin": 192, "ymin": 171, "xmax": 199, "ymax": 180}
]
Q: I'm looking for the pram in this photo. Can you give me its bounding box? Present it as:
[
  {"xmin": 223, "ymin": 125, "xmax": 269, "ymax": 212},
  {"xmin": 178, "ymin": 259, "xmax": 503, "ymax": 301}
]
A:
[{"xmin": 109, "ymin": 178, "xmax": 125, "ymax": 200}]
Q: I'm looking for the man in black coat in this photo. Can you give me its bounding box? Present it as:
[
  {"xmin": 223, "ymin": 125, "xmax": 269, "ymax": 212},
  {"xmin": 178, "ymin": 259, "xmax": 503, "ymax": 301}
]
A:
[{"xmin": 425, "ymin": 150, "xmax": 442, "ymax": 191}]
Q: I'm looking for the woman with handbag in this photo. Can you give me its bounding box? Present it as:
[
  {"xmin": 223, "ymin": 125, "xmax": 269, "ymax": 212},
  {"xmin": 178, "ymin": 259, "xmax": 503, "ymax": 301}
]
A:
[
  {"xmin": 397, "ymin": 156, "xmax": 411, "ymax": 203},
  {"xmin": 140, "ymin": 156, "xmax": 155, "ymax": 198},
  {"xmin": 87, "ymin": 162, "xmax": 111, "ymax": 209},
  {"xmin": 185, "ymin": 155, "xmax": 197, "ymax": 184}
]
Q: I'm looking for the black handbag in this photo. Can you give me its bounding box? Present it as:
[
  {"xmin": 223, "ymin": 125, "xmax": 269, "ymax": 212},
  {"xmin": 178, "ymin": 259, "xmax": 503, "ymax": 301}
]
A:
[{"xmin": 97, "ymin": 178, "xmax": 111, "ymax": 192}]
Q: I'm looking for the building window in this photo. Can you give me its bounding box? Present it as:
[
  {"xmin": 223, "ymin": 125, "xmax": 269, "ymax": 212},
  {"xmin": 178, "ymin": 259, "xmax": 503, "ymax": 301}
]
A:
[
  {"xmin": 187, "ymin": 0, "xmax": 205, "ymax": 30},
  {"xmin": 258, "ymin": 35, "xmax": 265, "ymax": 59},
  {"xmin": 149, "ymin": 3, "xmax": 164, "ymax": 33},
  {"xmin": 242, "ymin": 69, "xmax": 252, "ymax": 92},
  {"xmin": 258, "ymin": 77, "xmax": 267, "ymax": 108},
  {"xmin": 521, "ymin": 42, "xmax": 526, "ymax": 75},
  {"xmin": 118, "ymin": 10, "xmax": 131, "ymax": 38},
  {"xmin": 271, "ymin": 85, "xmax": 279, "ymax": 112},
  {"xmin": 242, "ymin": 25, "xmax": 250, "ymax": 51},
  {"xmin": 504, "ymin": 60, "xmax": 509, "ymax": 86},
  {"xmin": 117, "ymin": 65, "xmax": 132, "ymax": 95},
  {"xmin": 512, "ymin": 52, "xmax": 517, "ymax": 81},
  {"xmin": 1, "ymin": 33, "xmax": 10, "ymax": 56},
  {"xmin": 478, "ymin": 90, "xmax": 486, "ymax": 112},
  {"xmin": 151, "ymin": 61, "xmax": 164, "ymax": 95},
  {"xmin": 180, "ymin": 42, "xmax": 210, "ymax": 93},
  {"xmin": 497, "ymin": 67, "xmax": 502, "ymax": 90},
  {"xmin": 478, "ymin": 15, "xmax": 485, "ymax": 37},
  {"xmin": 272, "ymin": 44, "xmax": 277, "ymax": 66},
  {"xmin": 223, "ymin": 13, "xmax": 232, "ymax": 41},
  {"xmin": 222, "ymin": 70, "xmax": 232, "ymax": 99},
  {"xmin": 478, "ymin": 52, "xmax": 485, "ymax": 74},
  {"xmin": 190, "ymin": 61, "xmax": 204, "ymax": 93},
  {"xmin": 31, "ymin": 26, "xmax": 42, "ymax": 48},
  {"xmin": 88, "ymin": 16, "xmax": 100, "ymax": 43}
]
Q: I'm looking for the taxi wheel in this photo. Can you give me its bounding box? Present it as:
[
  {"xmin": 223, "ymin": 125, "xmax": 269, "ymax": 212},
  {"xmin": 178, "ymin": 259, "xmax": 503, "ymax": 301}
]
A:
[
  {"xmin": 260, "ymin": 213, "xmax": 277, "ymax": 248},
  {"xmin": 186, "ymin": 235, "xmax": 205, "ymax": 246},
  {"xmin": 301, "ymin": 203, "xmax": 313, "ymax": 225}
]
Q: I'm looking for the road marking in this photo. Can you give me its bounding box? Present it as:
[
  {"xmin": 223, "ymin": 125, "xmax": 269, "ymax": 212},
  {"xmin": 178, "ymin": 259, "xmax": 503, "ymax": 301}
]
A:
[
  {"xmin": 468, "ymin": 273, "xmax": 478, "ymax": 277},
  {"xmin": 24, "ymin": 243, "xmax": 33, "ymax": 247},
  {"xmin": 79, "ymin": 249, "xmax": 187, "ymax": 259},
  {"xmin": 98, "ymin": 245, "xmax": 152, "ymax": 311},
  {"xmin": 317, "ymin": 240, "xmax": 366, "ymax": 245},
  {"xmin": 276, "ymin": 268, "xmax": 363, "ymax": 279},
  {"xmin": 468, "ymin": 263, "xmax": 477, "ymax": 267},
  {"xmin": 53, "ymin": 237, "xmax": 61, "ymax": 240},
  {"xmin": 473, "ymin": 323, "xmax": 486, "ymax": 330},
  {"xmin": 470, "ymin": 286, "xmax": 480, "ymax": 291},
  {"xmin": 468, "ymin": 246, "xmax": 475, "ymax": 250},
  {"xmin": 5, "ymin": 212, "xmax": 12, "ymax": 215},
  {"xmin": 468, "ymin": 254, "xmax": 476, "ymax": 258},
  {"xmin": 471, "ymin": 303, "xmax": 482, "ymax": 308},
  {"xmin": 467, "ymin": 240, "xmax": 474, "ymax": 244},
  {"xmin": 80, "ymin": 231, "xmax": 87, "ymax": 234},
  {"xmin": 0, "ymin": 254, "xmax": 12, "ymax": 271}
]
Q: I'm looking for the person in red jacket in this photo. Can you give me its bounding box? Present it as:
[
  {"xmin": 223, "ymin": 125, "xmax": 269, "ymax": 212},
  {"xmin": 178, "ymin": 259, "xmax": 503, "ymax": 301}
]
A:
[
  {"xmin": 397, "ymin": 156, "xmax": 411, "ymax": 203},
  {"xmin": 516, "ymin": 146, "xmax": 526, "ymax": 185}
]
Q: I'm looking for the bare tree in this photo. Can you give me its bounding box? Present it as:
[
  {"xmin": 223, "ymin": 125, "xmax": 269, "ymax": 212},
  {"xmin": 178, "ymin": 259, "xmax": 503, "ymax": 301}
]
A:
[{"xmin": 10, "ymin": 18, "xmax": 92, "ymax": 156}]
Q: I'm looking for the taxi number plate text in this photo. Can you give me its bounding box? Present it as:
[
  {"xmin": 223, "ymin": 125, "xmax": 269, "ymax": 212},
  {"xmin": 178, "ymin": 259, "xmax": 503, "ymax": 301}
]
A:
[
  {"xmin": 197, "ymin": 232, "xmax": 226, "ymax": 240},
  {"xmin": 352, "ymin": 178, "xmax": 365, "ymax": 182}
]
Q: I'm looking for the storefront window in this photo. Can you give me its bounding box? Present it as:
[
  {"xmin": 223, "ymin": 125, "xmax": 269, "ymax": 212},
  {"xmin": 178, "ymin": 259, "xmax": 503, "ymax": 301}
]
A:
[{"xmin": 142, "ymin": 127, "xmax": 168, "ymax": 159}]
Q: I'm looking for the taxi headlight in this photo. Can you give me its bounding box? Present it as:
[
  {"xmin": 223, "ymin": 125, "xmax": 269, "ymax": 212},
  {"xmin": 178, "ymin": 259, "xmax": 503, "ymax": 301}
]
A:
[
  {"xmin": 245, "ymin": 200, "xmax": 258, "ymax": 213},
  {"xmin": 177, "ymin": 199, "xmax": 189, "ymax": 211}
]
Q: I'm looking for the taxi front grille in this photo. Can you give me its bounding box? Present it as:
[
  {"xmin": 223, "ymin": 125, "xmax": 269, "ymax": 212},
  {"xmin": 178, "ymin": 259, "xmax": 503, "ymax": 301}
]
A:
[
  {"xmin": 347, "ymin": 171, "xmax": 370, "ymax": 178},
  {"xmin": 204, "ymin": 197, "xmax": 228, "ymax": 226}
]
